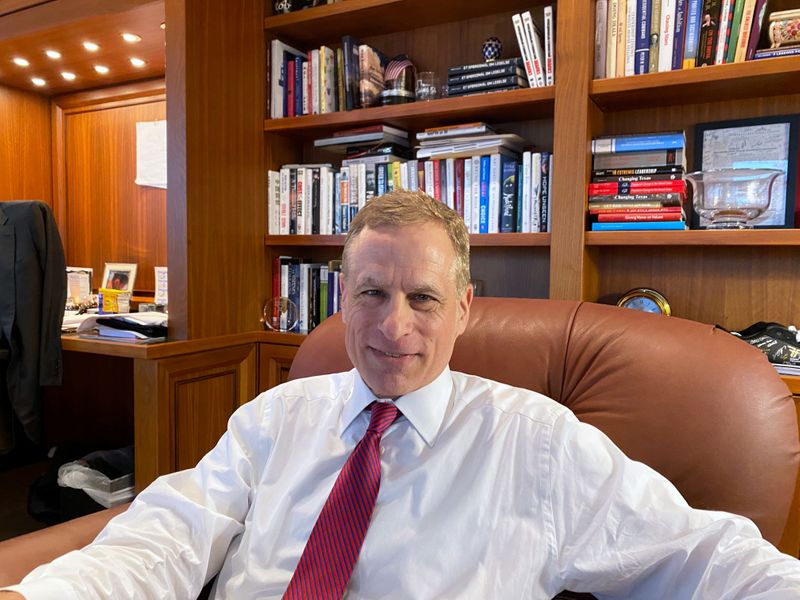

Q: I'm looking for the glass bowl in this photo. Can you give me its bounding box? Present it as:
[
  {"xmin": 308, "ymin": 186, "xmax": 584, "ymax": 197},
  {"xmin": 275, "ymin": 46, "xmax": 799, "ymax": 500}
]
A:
[{"xmin": 685, "ymin": 168, "xmax": 782, "ymax": 229}]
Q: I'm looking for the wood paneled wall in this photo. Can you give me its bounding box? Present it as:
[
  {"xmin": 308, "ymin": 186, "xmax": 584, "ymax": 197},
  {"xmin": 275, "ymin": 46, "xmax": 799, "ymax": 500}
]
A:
[
  {"xmin": 0, "ymin": 84, "xmax": 51, "ymax": 203},
  {"xmin": 53, "ymin": 82, "xmax": 166, "ymax": 293}
]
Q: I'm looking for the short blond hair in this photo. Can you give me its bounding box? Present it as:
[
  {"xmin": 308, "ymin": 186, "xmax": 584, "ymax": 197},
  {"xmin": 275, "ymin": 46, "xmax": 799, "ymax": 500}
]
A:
[{"xmin": 342, "ymin": 190, "xmax": 471, "ymax": 294}]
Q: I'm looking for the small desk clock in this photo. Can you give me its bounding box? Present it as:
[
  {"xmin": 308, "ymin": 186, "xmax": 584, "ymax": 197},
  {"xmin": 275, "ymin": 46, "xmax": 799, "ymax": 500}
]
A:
[{"xmin": 616, "ymin": 288, "xmax": 671, "ymax": 316}]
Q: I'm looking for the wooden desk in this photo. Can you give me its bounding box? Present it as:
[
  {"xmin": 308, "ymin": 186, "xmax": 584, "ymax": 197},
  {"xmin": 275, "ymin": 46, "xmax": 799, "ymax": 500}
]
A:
[{"xmin": 60, "ymin": 331, "xmax": 303, "ymax": 490}]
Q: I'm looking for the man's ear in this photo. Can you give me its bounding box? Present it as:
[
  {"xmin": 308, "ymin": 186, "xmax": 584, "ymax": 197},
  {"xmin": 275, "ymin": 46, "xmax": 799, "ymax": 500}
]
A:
[
  {"xmin": 339, "ymin": 273, "xmax": 349, "ymax": 324},
  {"xmin": 456, "ymin": 282, "xmax": 474, "ymax": 336}
]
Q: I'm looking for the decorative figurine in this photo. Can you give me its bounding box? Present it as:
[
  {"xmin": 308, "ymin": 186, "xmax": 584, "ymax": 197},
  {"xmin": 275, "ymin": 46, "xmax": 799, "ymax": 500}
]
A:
[{"xmin": 482, "ymin": 37, "xmax": 503, "ymax": 62}]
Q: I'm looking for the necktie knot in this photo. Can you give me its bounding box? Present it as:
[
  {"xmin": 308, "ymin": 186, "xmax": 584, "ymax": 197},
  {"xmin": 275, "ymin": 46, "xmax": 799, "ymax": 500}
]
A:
[{"xmin": 367, "ymin": 402, "xmax": 399, "ymax": 435}]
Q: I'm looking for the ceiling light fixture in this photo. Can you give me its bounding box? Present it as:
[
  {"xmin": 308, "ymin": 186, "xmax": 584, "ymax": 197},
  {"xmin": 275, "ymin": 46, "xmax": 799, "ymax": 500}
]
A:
[
  {"xmin": 82, "ymin": 41, "xmax": 100, "ymax": 52},
  {"xmin": 130, "ymin": 57, "xmax": 146, "ymax": 67},
  {"xmin": 45, "ymin": 49, "xmax": 61, "ymax": 59},
  {"xmin": 31, "ymin": 77, "xmax": 46, "ymax": 86},
  {"xmin": 93, "ymin": 65, "xmax": 109, "ymax": 74},
  {"xmin": 121, "ymin": 32, "xmax": 142, "ymax": 43},
  {"xmin": 61, "ymin": 71, "xmax": 76, "ymax": 81},
  {"xmin": 12, "ymin": 57, "xmax": 30, "ymax": 67},
  {"xmin": 160, "ymin": 22, "xmax": 165, "ymax": 30}
]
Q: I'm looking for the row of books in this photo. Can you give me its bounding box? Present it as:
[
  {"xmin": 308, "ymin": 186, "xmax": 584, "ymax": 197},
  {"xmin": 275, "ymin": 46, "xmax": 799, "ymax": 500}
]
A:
[
  {"xmin": 594, "ymin": 0, "xmax": 775, "ymax": 79},
  {"xmin": 272, "ymin": 257, "xmax": 342, "ymax": 333},
  {"xmin": 510, "ymin": 5, "xmax": 556, "ymax": 88},
  {"xmin": 269, "ymin": 36, "xmax": 387, "ymax": 118},
  {"xmin": 588, "ymin": 131, "xmax": 688, "ymax": 231},
  {"xmin": 267, "ymin": 151, "xmax": 553, "ymax": 236}
]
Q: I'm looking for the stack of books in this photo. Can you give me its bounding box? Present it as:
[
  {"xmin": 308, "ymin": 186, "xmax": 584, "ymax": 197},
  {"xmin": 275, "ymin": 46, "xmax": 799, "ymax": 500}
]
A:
[
  {"xmin": 313, "ymin": 124, "xmax": 410, "ymax": 155},
  {"xmin": 594, "ymin": 0, "xmax": 774, "ymax": 79},
  {"xmin": 446, "ymin": 58, "xmax": 529, "ymax": 97},
  {"xmin": 588, "ymin": 131, "xmax": 688, "ymax": 231},
  {"xmin": 511, "ymin": 5, "xmax": 556, "ymax": 88}
]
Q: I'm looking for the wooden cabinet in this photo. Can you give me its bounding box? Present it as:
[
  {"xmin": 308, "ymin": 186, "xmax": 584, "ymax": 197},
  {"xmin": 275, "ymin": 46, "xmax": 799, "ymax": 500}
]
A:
[{"xmin": 260, "ymin": 0, "xmax": 800, "ymax": 331}]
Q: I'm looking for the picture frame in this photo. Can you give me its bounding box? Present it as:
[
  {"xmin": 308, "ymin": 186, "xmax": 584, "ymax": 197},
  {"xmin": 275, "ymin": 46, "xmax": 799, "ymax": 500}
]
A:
[
  {"xmin": 102, "ymin": 263, "xmax": 138, "ymax": 293},
  {"xmin": 692, "ymin": 114, "xmax": 800, "ymax": 229}
]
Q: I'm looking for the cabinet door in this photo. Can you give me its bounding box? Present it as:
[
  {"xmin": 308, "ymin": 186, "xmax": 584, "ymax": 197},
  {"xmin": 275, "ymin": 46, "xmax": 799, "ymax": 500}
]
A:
[{"xmin": 258, "ymin": 343, "xmax": 299, "ymax": 393}]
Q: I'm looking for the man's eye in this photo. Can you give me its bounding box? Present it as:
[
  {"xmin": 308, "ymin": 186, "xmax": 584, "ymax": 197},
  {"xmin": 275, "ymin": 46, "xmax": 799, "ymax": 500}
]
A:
[
  {"xmin": 412, "ymin": 294, "xmax": 434, "ymax": 303},
  {"xmin": 362, "ymin": 289, "xmax": 382, "ymax": 297}
]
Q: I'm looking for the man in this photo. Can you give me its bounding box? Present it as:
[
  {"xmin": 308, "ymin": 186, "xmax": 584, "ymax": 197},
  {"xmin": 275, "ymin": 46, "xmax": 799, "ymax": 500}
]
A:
[{"xmin": 3, "ymin": 190, "xmax": 800, "ymax": 598}]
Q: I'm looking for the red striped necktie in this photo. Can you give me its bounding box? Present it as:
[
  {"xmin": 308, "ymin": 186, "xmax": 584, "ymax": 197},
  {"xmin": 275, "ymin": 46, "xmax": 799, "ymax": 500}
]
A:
[{"xmin": 283, "ymin": 401, "xmax": 400, "ymax": 600}]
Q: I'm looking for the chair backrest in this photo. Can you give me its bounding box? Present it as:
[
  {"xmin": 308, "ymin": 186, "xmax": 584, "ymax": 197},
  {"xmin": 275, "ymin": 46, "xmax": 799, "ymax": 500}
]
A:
[{"xmin": 289, "ymin": 297, "xmax": 800, "ymax": 552}]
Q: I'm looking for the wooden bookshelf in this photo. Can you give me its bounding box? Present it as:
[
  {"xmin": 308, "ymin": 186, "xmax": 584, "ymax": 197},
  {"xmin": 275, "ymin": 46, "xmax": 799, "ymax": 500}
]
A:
[
  {"xmin": 265, "ymin": 233, "xmax": 551, "ymax": 247},
  {"xmin": 586, "ymin": 230, "xmax": 800, "ymax": 246}
]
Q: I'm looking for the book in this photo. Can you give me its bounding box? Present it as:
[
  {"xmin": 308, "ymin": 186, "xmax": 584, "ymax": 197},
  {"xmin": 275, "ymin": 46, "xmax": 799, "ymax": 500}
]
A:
[
  {"xmin": 522, "ymin": 10, "xmax": 546, "ymax": 87},
  {"xmin": 658, "ymin": 0, "xmax": 677, "ymax": 72},
  {"xmin": 447, "ymin": 63, "xmax": 526, "ymax": 84},
  {"xmin": 649, "ymin": 0, "xmax": 663, "ymax": 72},
  {"xmin": 446, "ymin": 84, "xmax": 527, "ymax": 97},
  {"xmin": 591, "ymin": 220, "xmax": 687, "ymax": 230},
  {"xmin": 592, "ymin": 132, "xmax": 685, "ymax": 153},
  {"xmin": 671, "ymin": 0, "xmax": 688, "ymax": 70},
  {"xmin": 754, "ymin": 46, "xmax": 800, "ymax": 59},
  {"xmin": 417, "ymin": 122, "xmax": 495, "ymax": 140},
  {"xmin": 634, "ymin": 0, "xmax": 652, "ymax": 74},
  {"xmin": 625, "ymin": 0, "xmax": 638, "ymax": 75},
  {"xmin": 448, "ymin": 57, "xmax": 523, "ymax": 75},
  {"xmin": 589, "ymin": 205, "xmax": 685, "ymax": 213},
  {"xmin": 697, "ymin": 0, "xmax": 722, "ymax": 66},
  {"xmin": 513, "ymin": 12, "xmax": 538, "ymax": 87},
  {"xmin": 500, "ymin": 157, "xmax": 518, "ymax": 232},
  {"xmin": 595, "ymin": 212, "xmax": 684, "ymax": 221},
  {"xmin": 745, "ymin": 0, "xmax": 770, "ymax": 61},
  {"xmin": 592, "ymin": 172, "xmax": 684, "ymax": 182},
  {"xmin": 270, "ymin": 39, "xmax": 306, "ymax": 119},
  {"xmin": 544, "ymin": 4, "xmax": 555, "ymax": 84},
  {"xmin": 593, "ymin": 165, "xmax": 685, "ymax": 176},
  {"xmin": 714, "ymin": 0, "xmax": 734, "ymax": 64},
  {"xmin": 595, "ymin": 0, "xmax": 609, "ymax": 77},
  {"xmin": 447, "ymin": 75, "xmax": 528, "ymax": 95},
  {"xmin": 592, "ymin": 148, "xmax": 686, "ymax": 169},
  {"xmin": 358, "ymin": 44, "xmax": 386, "ymax": 108},
  {"xmin": 588, "ymin": 180, "xmax": 686, "ymax": 194},
  {"xmin": 314, "ymin": 131, "xmax": 410, "ymax": 151},
  {"xmin": 682, "ymin": 0, "xmax": 704, "ymax": 67},
  {"xmin": 725, "ymin": 0, "xmax": 746, "ymax": 63},
  {"xmin": 588, "ymin": 200, "xmax": 680, "ymax": 209},
  {"xmin": 588, "ymin": 192, "xmax": 685, "ymax": 203},
  {"xmin": 341, "ymin": 35, "xmax": 361, "ymax": 110},
  {"xmin": 333, "ymin": 124, "xmax": 409, "ymax": 138},
  {"xmin": 734, "ymin": 0, "xmax": 758, "ymax": 62}
]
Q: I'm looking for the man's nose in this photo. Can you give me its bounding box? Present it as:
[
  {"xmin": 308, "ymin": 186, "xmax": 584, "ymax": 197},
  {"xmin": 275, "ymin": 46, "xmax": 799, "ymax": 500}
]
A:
[{"xmin": 378, "ymin": 297, "xmax": 413, "ymax": 341}]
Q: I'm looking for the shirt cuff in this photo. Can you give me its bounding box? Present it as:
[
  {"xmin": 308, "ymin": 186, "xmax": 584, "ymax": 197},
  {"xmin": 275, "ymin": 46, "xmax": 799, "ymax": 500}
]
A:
[{"xmin": 1, "ymin": 578, "xmax": 79, "ymax": 600}]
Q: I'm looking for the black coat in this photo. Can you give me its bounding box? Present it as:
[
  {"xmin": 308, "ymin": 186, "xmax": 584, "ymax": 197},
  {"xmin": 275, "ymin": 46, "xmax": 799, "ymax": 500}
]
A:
[{"xmin": 0, "ymin": 201, "xmax": 66, "ymax": 448}]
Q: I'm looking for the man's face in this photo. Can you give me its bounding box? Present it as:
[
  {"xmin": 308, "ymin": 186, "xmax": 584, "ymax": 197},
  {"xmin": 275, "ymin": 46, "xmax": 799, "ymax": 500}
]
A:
[{"xmin": 340, "ymin": 222, "xmax": 472, "ymax": 399}]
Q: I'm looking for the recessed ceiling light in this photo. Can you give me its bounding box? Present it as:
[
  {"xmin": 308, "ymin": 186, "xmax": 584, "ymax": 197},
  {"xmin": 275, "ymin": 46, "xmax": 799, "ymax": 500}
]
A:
[
  {"xmin": 61, "ymin": 71, "xmax": 76, "ymax": 81},
  {"xmin": 130, "ymin": 57, "xmax": 146, "ymax": 67},
  {"xmin": 12, "ymin": 57, "xmax": 30, "ymax": 67},
  {"xmin": 82, "ymin": 41, "xmax": 100, "ymax": 52},
  {"xmin": 160, "ymin": 22, "xmax": 165, "ymax": 30},
  {"xmin": 45, "ymin": 49, "xmax": 61, "ymax": 59},
  {"xmin": 93, "ymin": 65, "xmax": 109, "ymax": 74},
  {"xmin": 121, "ymin": 32, "xmax": 142, "ymax": 43},
  {"xmin": 31, "ymin": 77, "xmax": 46, "ymax": 86}
]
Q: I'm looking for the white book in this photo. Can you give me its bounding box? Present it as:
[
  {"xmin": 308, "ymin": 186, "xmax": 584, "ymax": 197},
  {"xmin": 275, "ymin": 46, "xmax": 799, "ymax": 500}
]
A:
[
  {"xmin": 424, "ymin": 161, "xmax": 435, "ymax": 197},
  {"xmin": 301, "ymin": 62, "xmax": 309, "ymax": 115},
  {"xmin": 470, "ymin": 156, "xmax": 481, "ymax": 234},
  {"xmin": 407, "ymin": 160, "xmax": 418, "ymax": 191},
  {"xmin": 280, "ymin": 263, "xmax": 289, "ymax": 329},
  {"xmin": 625, "ymin": 0, "xmax": 637, "ymax": 75},
  {"xmin": 522, "ymin": 11, "xmax": 546, "ymax": 88},
  {"xmin": 268, "ymin": 170, "xmax": 280, "ymax": 235},
  {"xmin": 488, "ymin": 153, "xmax": 501, "ymax": 234},
  {"xmin": 715, "ymin": 0, "xmax": 734, "ymax": 65},
  {"xmin": 658, "ymin": 0, "xmax": 676, "ymax": 72},
  {"xmin": 296, "ymin": 167, "xmax": 306, "ymax": 235},
  {"xmin": 512, "ymin": 13, "xmax": 538, "ymax": 87},
  {"xmin": 606, "ymin": 0, "xmax": 619, "ymax": 78},
  {"xmin": 311, "ymin": 49, "xmax": 320, "ymax": 115},
  {"xmin": 544, "ymin": 4, "xmax": 555, "ymax": 85},
  {"xmin": 319, "ymin": 166, "xmax": 331, "ymax": 235},
  {"xmin": 595, "ymin": 0, "xmax": 609, "ymax": 78},
  {"xmin": 357, "ymin": 163, "xmax": 367, "ymax": 209},
  {"xmin": 400, "ymin": 161, "xmax": 409, "ymax": 190},
  {"xmin": 320, "ymin": 46, "xmax": 335, "ymax": 113},
  {"xmin": 446, "ymin": 158, "xmax": 455, "ymax": 209},
  {"xmin": 306, "ymin": 168, "xmax": 315, "ymax": 234},
  {"xmin": 522, "ymin": 151, "xmax": 532, "ymax": 232},
  {"xmin": 463, "ymin": 158, "xmax": 473, "ymax": 232},
  {"xmin": 531, "ymin": 152, "xmax": 542, "ymax": 233},
  {"xmin": 279, "ymin": 168, "xmax": 290, "ymax": 235},
  {"xmin": 270, "ymin": 39, "xmax": 305, "ymax": 119}
]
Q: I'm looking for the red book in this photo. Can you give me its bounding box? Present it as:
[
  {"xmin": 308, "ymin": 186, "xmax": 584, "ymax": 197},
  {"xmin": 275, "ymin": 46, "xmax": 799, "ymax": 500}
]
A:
[
  {"xmin": 455, "ymin": 158, "xmax": 465, "ymax": 217},
  {"xmin": 597, "ymin": 212, "xmax": 684, "ymax": 222},
  {"xmin": 432, "ymin": 159, "xmax": 441, "ymax": 201},
  {"xmin": 286, "ymin": 59, "xmax": 295, "ymax": 118},
  {"xmin": 589, "ymin": 206, "xmax": 684, "ymax": 215},
  {"xmin": 588, "ymin": 180, "xmax": 687, "ymax": 194}
]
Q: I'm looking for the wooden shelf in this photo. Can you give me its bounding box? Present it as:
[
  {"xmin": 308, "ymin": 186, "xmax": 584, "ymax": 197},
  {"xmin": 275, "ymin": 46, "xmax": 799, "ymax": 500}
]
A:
[
  {"xmin": 585, "ymin": 229, "xmax": 800, "ymax": 246},
  {"xmin": 591, "ymin": 56, "xmax": 800, "ymax": 111},
  {"xmin": 265, "ymin": 233, "xmax": 551, "ymax": 247},
  {"xmin": 264, "ymin": 87, "xmax": 554, "ymax": 139},
  {"xmin": 264, "ymin": 0, "xmax": 544, "ymax": 46}
]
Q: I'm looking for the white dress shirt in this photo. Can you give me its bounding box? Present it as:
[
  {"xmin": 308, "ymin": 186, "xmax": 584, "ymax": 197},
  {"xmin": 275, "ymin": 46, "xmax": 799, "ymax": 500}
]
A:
[{"xmin": 7, "ymin": 367, "xmax": 800, "ymax": 599}]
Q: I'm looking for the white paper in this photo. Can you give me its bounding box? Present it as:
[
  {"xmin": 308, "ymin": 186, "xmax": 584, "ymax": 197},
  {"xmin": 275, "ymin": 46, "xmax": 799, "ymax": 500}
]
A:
[
  {"xmin": 701, "ymin": 123, "xmax": 790, "ymax": 227},
  {"xmin": 135, "ymin": 120, "xmax": 167, "ymax": 189},
  {"xmin": 154, "ymin": 266, "xmax": 168, "ymax": 306}
]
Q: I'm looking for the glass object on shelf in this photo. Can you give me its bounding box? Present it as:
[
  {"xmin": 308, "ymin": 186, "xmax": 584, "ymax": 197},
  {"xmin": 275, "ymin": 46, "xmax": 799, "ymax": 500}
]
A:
[
  {"xmin": 261, "ymin": 297, "xmax": 299, "ymax": 332},
  {"xmin": 685, "ymin": 168, "xmax": 782, "ymax": 229},
  {"xmin": 415, "ymin": 71, "xmax": 441, "ymax": 101}
]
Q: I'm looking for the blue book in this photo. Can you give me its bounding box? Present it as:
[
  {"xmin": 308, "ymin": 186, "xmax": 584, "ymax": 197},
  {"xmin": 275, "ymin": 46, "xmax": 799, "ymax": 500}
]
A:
[
  {"xmin": 294, "ymin": 57, "xmax": 304, "ymax": 116},
  {"xmin": 478, "ymin": 156, "xmax": 491, "ymax": 234},
  {"xmin": 682, "ymin": 0, "xmax": 703, "ymax": 68},
  {"xmin": 591, "ymin": 220, "xmax": 687, "ymax": 231},
  {"xmin": 634, "ymin": 0, "xmax": 653, "ymax": 74},
  {"xmin": 671, "ymin": 0, "xmax": 688, "ymax": 71},
  {"xmin": 499, "ymin": 157, "xmax": 518, "ymax": 233},
  {"xmin": 516, "ymin": 163, "xmax": 524, "ymax": 233},
  {"xmin": 592, "ymin": 132, "xmax": 685, "ymax": 154}
]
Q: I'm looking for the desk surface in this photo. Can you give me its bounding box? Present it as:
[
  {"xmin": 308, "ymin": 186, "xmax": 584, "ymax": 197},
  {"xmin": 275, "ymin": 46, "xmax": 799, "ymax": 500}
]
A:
[{"xmin": 62, "ymin": 329, "xmax": 304, "ymax": 359}]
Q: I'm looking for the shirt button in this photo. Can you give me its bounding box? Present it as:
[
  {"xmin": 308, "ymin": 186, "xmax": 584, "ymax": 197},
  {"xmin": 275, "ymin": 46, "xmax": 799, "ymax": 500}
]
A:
[{"xmin": 380, "ymin": 446, "xmax": 386, "ymax": 456}]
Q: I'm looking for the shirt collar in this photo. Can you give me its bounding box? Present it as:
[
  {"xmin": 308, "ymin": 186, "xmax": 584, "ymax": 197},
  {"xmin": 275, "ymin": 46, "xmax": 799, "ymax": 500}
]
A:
[{"xmin": 339, "ymin": 367, "xmax": 454, "ymax": 447}]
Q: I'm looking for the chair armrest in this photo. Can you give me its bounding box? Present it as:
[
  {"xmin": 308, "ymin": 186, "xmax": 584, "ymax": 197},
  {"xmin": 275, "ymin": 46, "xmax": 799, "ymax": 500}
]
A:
[{"xmin": 0, "ymin": 504, "xmax": 129, "ymax": 587}]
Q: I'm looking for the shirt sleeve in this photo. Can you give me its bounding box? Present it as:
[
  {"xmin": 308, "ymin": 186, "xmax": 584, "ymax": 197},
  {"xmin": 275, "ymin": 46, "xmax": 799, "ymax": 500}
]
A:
[
  {"xmin": 3, "ymin": 392, "xmax": 274, "ymax": 600},
  {"xmin": 545, "ymin": 411, "xmax": 800, "ymax": 598}
]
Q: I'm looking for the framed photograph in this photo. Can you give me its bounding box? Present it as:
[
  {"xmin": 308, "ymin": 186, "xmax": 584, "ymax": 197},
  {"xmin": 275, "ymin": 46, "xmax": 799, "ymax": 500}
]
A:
[
  {"xmin": 102, "ymin": 263, "xmax": 138, "ymax": 292},
  {"xmin": 693, "ymin": 114, "xmax": 800, "ymax": 229},
  {"xmin": 66, "ymin": 266, "xmax": 93, "ymax": 304}
]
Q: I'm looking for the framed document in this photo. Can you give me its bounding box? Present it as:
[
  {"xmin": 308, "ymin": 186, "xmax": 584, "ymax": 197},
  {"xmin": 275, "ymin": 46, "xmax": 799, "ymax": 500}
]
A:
[{"xmin": 693, "ymin": 115, "xmax": 800, "ymax": 229}]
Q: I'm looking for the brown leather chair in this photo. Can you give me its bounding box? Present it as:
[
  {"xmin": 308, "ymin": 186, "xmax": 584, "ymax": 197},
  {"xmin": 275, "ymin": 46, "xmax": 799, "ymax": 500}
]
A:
[{"xmin": 1, "ymin": 298, "xmax": 798, "ymax": 591}]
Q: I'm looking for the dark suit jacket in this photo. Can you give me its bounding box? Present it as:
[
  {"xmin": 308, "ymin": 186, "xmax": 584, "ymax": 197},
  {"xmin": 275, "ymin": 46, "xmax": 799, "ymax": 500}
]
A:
[{"xmin": 0, "ymin": 201, "xmax": 66, "ymax": 448}]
